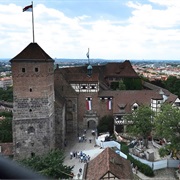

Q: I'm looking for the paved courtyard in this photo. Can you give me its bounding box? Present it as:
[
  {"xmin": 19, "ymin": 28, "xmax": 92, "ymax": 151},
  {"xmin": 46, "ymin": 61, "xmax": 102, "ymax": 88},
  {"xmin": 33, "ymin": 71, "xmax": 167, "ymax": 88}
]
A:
[{"xmin": 63, "ymin": 129, "xmax": 178, "ymax": 180}]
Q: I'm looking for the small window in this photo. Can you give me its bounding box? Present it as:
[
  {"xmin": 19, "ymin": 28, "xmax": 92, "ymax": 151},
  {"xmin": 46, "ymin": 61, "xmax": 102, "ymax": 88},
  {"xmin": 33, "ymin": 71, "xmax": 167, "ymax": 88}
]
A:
[
  {"xmin": 81, "ymin": 85, "xmax": 87, "ymax": 89},
  {"xmin": 27, "ymin": 126, "xmax": 35, "ymax": 134},
  {"xmin": 29, "ymin": 109, "xmax": 32, "ymax": 112},
  {"xmin": 31, "ymin": 152, "xmax": 35, "ymax": 157},
  {"xmin": 35, "ymin": 67, "xmax": 39, "ymax": 72},
  {"xmin": 30, "ymin": 88, "xmax": 32, "ymax": 92},
  {"xmin": 22, "ymin": 68, "xmax": 25, "ymax": 72},
  {"xmin": 91, "ymin": 85, "xmax": 96, "ymax": 89}
]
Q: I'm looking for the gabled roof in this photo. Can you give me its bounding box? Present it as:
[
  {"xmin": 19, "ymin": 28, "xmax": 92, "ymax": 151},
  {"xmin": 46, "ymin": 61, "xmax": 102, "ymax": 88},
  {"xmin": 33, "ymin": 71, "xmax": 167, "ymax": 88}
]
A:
[
  {"xmin": 99, "ymin": 90, "xmax": 163, "ymax": 114},
  {"xmin": 143, "ymin": 81, "xmax": 170, "ymax": 96},
  {"xmin": 166, "ymin": 93, "xmax": 178, "ymax": 104},
  {"xmin": 83, "ymin": 147, "xmax": 133, "ymax": 180},
  {"xmin": 55, "ymin": 60, "xmax": 139, "ymax": 83},
  {"xmin": 104, "ymin": 60, "xmax": 139, "ymax": 78},
  {"xmin": 10, "ymin": 43, "xmax": 54, "ymax": 62}
]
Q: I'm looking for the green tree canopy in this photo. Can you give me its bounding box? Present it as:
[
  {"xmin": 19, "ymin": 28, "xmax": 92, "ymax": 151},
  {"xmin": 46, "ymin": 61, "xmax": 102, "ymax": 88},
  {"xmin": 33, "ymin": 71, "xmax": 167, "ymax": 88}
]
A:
[
  {"xmin": 123, "ymin": 78, "xmax": 142, "ymax": 90},
  {"xmin": 118, "ymin": 80, "xmax": 126, "ymax": 90},
  {"xmin": 154, "ymin": 104, "xmax": 180, "ymax": 151},
  {"xmin": 0, "ymin": 111, "xmax": 12, "ymax": 142},
  {"xmin": 125, "ymin": 105, "xmax": 154, "ymax": 147},
  {"xmin": 163, "ymin": 76, "xmax": 180, "ymax": 98},
  {"xmin": 97, "ymin": 115, "xmax": 114, "ymax": 135},
  {"xmin": 0, "ymin": 86, "xmax": 13, "ymax": 102},
  {"xmin": 110, "ymin": 78, "xmax": 142, "ymax": 90},
  {"xmin": 18, "ymin": 149, "xmax": 74, "ymax": 179}
]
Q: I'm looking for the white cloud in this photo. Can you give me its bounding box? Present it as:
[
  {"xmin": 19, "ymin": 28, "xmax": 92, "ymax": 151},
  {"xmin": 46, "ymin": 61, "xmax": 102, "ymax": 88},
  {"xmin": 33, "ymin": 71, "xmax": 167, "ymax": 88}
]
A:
[{"xmin": 1, "ymin": 1, "xmax": 180, "ymax": 60}]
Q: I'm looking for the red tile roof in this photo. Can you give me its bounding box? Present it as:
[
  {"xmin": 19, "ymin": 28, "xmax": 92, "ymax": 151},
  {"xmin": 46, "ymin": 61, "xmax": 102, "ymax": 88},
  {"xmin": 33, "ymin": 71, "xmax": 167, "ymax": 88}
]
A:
[
  {"xmin": 99, "ymin": 90, "xmax": 163, "ymax": 114},
  {"xmin": 55, "ymin": 60, "xmax": 139, "ymax": 83},
  {"xmin": 104, "ymin": 60, "xmax": 139, "ymax": 78},
  {"xmin": 84, "ymin": 147, "xmax": 133, "ymax": 180},
  {"xmin": 10, "ymin": 43, "xmax": 54, "ymax": 62},
  {"xmin": 0, "ymin": 143, "xmax": 13, "ymax": 156}
]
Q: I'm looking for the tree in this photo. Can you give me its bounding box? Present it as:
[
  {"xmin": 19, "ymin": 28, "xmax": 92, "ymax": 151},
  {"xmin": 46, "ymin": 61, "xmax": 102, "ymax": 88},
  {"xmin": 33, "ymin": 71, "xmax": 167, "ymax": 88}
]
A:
[
  {"xmin": 18, "ymin": 149, "xmax": 74, "ymax": 179},
  {"xmin": 118, "ymin": 80, "xmax": 126, "ymax": 90},
  {"xmin": 0, "ymin": 86, "xmax": 13, "ymax": 102},
  {"xmin": 123, "ymin": 78, "xmax": 142, "ymax": 90},
  {"xmin": 154, "ymin": 104, "xmax": 180, "ymax": 152},
  {"xmin": 163, "ymin": 76, "xmax": 180, "ymax": 98},
  {"xmin": 97, "ymin": 115, "xmax": 114, "ymax": 135},
  {"xmin": 110, "ymin": 82, "xmax": 119, "ymax": 90},
  {"xmin": 0, "ymin": 111, "xmax": 12, "ymax": 142},
  {"xmin": 125, "ymin": 106, "xmax": 154, "ymax": 148}
]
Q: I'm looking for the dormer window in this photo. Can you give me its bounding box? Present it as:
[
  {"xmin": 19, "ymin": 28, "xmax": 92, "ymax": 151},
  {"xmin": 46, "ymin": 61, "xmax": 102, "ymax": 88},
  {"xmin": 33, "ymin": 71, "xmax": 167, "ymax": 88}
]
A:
[
  {"xmin": 132, "ymin": 103, "xmax": 139, "ymax": 110},
  {"xmin": 119, "ymin": 104, "xmax": 126, "ymax": 111}
]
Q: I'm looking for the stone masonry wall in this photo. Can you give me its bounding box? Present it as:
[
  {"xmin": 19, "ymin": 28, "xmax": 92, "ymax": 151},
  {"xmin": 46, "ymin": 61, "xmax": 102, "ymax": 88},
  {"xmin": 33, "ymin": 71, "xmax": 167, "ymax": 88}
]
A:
[{"xmin": 13, "ymin": 118, "xmax": 52, "ymax": 159}]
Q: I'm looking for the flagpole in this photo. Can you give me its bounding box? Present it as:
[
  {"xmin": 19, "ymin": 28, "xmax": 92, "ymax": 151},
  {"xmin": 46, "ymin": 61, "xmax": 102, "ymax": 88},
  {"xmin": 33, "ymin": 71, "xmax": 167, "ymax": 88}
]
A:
[
  {"xmin": 32, "ymin": 1, "xmax": 35, "ymax": 43},
  {"xmin": 87, "ymin": 48, "xmax": 90, "ymax": 64}
]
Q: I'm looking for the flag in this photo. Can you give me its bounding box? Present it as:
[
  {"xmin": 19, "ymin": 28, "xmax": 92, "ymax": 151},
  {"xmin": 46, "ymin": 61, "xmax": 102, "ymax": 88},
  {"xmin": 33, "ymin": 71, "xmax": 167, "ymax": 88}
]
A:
[
  {"xmin": 107, "ymin": 99, "xmax": 112, "ymax": 110},
  {"xmin": 86, "ymin": 97, "xmax": 92, "ymax": 110},
  {"xmin": 23, "ymin": 4, "xmax": 33, "ymax": 12},
  {"xmin": 86, "ymin": 100, "xmax": 92, "ymax": 110}
]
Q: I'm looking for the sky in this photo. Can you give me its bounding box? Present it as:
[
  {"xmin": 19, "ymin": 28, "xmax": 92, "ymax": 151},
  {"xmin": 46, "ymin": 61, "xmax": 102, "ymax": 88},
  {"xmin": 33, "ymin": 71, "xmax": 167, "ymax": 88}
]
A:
[{"xmin": 1, "ymin": 0, "xmax": 180, "ymax": 60}]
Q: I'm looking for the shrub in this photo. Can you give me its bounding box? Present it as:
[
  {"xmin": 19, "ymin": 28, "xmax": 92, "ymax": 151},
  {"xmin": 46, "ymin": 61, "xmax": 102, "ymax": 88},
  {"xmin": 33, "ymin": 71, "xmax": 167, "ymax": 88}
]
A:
[
  {"xmin": 120, "ymin": 142, "xmax": 129, "ymax": 154},
  {"xmin": 120, "ymin": 142, "xmax": 154, "ymax": 177},
  {"xmin": 128, "ymin": 154, "xmax": 154, "ymax": 177}
]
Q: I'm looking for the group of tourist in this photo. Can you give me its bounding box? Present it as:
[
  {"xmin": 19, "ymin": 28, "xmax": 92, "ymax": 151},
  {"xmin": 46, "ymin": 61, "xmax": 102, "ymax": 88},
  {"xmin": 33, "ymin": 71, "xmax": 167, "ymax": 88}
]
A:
[{"xmin": 70, "ymin": 150, "xmax": 91, "ymax": 163}]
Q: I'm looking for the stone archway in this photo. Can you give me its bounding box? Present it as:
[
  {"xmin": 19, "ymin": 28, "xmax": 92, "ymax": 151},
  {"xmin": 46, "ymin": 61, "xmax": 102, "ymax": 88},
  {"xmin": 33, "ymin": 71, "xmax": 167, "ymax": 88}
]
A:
[
  {"xmin": 87, "ymin": 119, "xmax": 96, "ymax": 129},
  {"xmin": 83, "ymin": 110, "xmax": 99, "ymax": 130}
]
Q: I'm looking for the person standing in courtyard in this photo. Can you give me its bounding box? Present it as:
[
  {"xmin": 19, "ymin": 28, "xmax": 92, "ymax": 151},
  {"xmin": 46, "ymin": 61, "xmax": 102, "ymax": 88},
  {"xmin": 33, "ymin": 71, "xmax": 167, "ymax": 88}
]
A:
[{"xmin": 135, "ymin": 165, "xmax": 138, "ymax": 174}]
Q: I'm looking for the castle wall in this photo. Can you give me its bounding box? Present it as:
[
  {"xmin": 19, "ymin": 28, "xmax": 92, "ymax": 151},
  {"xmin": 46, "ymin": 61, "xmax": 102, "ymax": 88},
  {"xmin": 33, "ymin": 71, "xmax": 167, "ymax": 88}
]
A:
[
  {"xmin": 77, "ymin": 92, "xmax": 113, "ymax": 130},
  {"xmin": 54, "ymin": 100, "xmax": 65, "ymax": 149},
  {"xmin": 54, "ymin": 70, "xmax": 78, "ymax": 134}
]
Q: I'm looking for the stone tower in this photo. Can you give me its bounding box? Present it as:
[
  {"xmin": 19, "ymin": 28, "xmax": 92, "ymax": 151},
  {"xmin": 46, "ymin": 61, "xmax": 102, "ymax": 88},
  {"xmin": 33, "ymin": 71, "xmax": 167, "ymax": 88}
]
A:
[{"xmin": 10, "ymin": 43, "xmax": 55, "ymax": 159}]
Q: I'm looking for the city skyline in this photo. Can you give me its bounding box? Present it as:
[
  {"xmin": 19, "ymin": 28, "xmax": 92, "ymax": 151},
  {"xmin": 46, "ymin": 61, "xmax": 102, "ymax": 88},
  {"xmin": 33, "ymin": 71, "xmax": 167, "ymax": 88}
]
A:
[{"xmin": 1, "ymin": 0, "xmax": 180, "ymax": 60}]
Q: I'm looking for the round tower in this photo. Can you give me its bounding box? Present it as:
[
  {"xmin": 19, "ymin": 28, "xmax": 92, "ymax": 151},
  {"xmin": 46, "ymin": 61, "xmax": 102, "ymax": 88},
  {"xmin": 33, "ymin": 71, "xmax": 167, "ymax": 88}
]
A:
[{"xmin": 10, "ymin": 43, "xmax": 55, "ymax": 159}]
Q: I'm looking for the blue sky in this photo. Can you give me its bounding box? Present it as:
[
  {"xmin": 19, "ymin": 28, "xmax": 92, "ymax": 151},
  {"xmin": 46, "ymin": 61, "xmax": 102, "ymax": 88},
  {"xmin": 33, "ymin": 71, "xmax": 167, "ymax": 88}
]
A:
[{"xmin": 1, "ymin": 0, "xmax": 180, "ymax": 60}]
